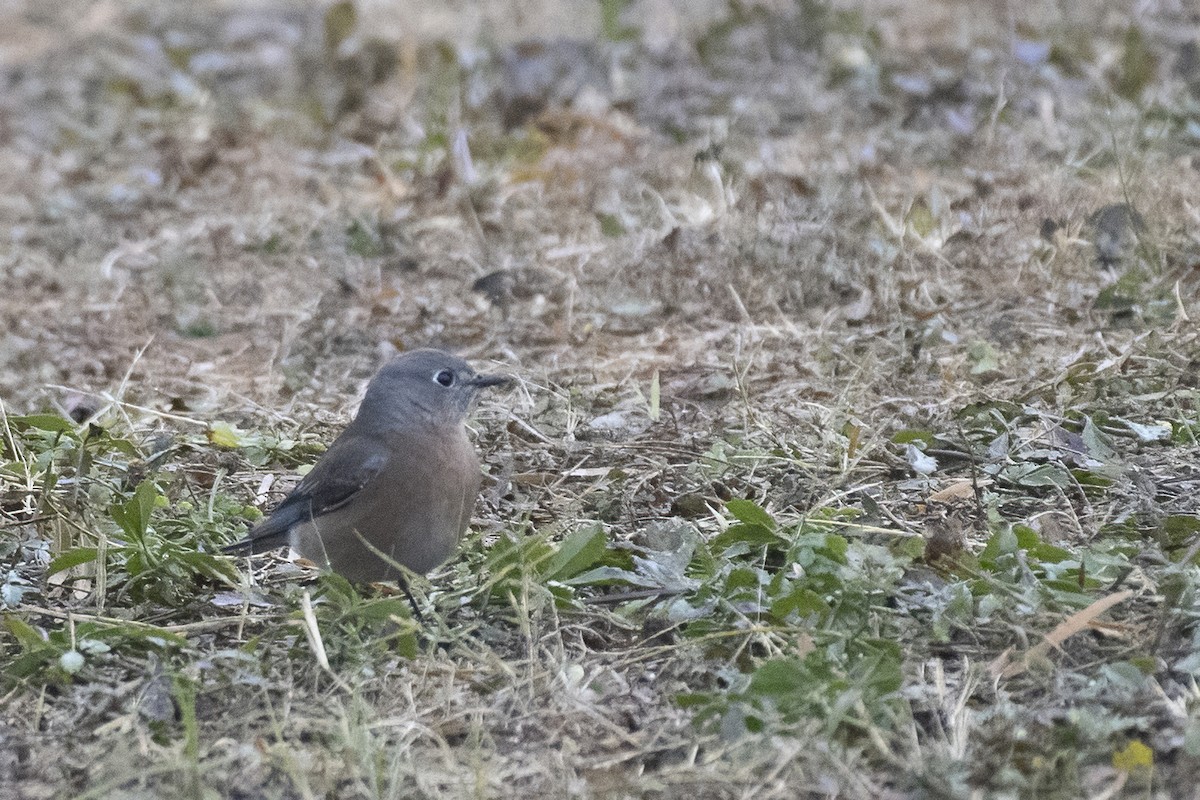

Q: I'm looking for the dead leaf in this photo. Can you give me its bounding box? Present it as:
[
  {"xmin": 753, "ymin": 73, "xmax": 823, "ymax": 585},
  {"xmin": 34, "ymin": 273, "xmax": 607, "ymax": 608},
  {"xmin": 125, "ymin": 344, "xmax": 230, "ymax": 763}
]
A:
[{"xmin": 988, "ymin": 590, "xmax": 1134, "ymax": 680}]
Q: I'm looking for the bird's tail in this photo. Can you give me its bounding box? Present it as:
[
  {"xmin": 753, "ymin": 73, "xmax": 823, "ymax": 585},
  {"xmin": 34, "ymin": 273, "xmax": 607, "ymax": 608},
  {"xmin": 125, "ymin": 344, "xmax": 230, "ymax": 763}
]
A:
[{"xmin": 223, "ymin": 528, "xmax": 289, "ymax": 556}]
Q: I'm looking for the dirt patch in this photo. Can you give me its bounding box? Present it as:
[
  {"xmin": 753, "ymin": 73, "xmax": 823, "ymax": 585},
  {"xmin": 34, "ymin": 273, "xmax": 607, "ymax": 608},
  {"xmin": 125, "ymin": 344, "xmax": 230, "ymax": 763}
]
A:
[{"xmin": 2, "ymin": 1, "xmax": 1199, "ymax": 797}]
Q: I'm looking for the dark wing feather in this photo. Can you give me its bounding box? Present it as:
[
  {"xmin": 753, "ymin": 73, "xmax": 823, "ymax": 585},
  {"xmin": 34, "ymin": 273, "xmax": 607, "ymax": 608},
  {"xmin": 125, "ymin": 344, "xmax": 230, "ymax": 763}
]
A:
[{"xmin": 223, "ymin": 434, "xmax": 392, "ymax": 555}]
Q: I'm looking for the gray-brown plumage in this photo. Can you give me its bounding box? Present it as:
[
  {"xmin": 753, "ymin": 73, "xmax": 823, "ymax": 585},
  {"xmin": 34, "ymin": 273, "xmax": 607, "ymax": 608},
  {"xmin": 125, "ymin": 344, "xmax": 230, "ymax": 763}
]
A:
[{"xmin": 224, "ymin": 349, "xmax": 508, "ymax": 584}]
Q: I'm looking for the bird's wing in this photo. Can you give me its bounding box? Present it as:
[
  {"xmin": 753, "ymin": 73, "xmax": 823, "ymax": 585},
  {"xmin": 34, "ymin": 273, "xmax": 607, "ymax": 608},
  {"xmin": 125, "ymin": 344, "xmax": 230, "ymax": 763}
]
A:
[{"xmin": 224, "ymin": 433, "xmax": 392, "ymax": 555}]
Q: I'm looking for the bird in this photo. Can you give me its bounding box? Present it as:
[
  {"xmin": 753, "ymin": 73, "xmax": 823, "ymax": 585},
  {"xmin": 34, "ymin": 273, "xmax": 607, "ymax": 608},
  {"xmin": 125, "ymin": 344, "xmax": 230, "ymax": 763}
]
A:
[{"xmin": 224, "ymin": 349, "xmax": 508, "ymax": 597}]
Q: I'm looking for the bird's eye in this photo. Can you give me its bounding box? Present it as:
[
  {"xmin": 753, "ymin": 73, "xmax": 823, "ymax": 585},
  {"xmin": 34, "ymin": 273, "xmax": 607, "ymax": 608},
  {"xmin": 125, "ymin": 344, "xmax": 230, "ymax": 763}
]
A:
[{"xmin": 434, "ymin": 369, "xmax": 456, "ymax": 387}]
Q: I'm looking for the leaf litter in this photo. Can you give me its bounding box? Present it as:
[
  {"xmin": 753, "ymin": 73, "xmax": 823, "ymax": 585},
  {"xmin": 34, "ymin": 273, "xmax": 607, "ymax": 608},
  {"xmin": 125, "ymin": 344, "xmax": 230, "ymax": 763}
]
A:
[{"xmin": 1, "ymin": 0, "xmax": 1200, "ymax": 798}]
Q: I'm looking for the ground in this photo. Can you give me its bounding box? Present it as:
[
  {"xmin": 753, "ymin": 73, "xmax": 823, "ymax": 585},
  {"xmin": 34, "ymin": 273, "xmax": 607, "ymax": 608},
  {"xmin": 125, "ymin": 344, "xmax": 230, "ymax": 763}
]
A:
[{"xmin": 1, "ymin": 0, "xmax": 1200, "ymax": 798}]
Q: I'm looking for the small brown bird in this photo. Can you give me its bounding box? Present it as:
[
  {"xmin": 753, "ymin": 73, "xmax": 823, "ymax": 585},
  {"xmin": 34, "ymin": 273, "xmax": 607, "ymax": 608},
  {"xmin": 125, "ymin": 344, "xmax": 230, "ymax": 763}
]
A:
[{"xmin": 224, "ymin": 349, "xmax": 508, "ymax": 590}]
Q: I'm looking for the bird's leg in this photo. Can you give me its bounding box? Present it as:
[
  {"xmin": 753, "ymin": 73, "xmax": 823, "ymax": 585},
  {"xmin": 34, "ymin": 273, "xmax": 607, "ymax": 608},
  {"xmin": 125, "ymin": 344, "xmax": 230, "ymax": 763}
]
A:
[
  {"xmin": 351, "ymin": 528, "xmax": 429, "ymax": 624},
  {"xmin": 395, "ymin": 574, "xmax": 426, "ymax": 625}
]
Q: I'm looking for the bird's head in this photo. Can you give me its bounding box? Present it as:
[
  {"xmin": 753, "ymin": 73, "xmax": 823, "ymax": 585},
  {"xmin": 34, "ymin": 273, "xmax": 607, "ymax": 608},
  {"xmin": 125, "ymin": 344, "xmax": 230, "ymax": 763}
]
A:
[{"xmin": 357, "ymin": 349, "xmax": 510, "ymax": 429}]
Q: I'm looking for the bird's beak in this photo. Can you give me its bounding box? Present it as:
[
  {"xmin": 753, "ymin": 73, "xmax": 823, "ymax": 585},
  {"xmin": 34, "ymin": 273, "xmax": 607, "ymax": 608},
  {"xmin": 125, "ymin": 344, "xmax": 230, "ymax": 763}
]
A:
[{"xmin": 469, "ymin": 372, "xmax": 511, "ymax": 389}]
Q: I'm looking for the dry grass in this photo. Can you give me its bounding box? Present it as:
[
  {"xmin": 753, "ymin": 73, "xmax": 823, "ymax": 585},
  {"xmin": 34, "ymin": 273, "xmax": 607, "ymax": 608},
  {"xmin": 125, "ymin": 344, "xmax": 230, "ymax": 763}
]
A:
[{"xmin": 2, "ymin": 0, "xmax": 1200, "ymax": 798}]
